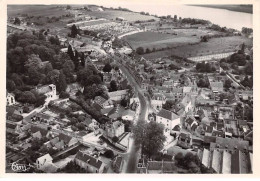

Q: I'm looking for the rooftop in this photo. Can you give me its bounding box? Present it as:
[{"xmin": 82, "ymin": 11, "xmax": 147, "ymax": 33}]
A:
[
  {"xmin": 75, "ymin": 151, "xmax": 103, "ymax": 169},
  {"xmin": 157, "ymin": 109, "xmax": 179, "ymax": 121}
]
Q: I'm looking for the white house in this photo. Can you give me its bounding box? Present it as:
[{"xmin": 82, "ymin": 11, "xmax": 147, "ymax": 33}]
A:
[
  {"xmin": 122, "ymin": 109, "xmax": 136, "ymax": 121},
  {"xmin": 156, "ymin": 109, "xmax": 180, "ymax": 131},
  {"xmin": 6, "ymin": 92, "xmax": 15, "ymax": 106},
  {"xmin": 151, "ymin": 93, "xmax": 166, "ymax": 111},
  {"xmin": 108, "ymin": 89, "xmax": 128, "ymax": 101},
  {"xmin": 36, "ymin": 154, "xmax": 53, "ymax": 170}
]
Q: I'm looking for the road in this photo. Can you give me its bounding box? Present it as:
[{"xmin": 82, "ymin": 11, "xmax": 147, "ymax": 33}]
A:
[{"xmin": 118, "ymin": 62, "xmax": 149, "ymax": 173}]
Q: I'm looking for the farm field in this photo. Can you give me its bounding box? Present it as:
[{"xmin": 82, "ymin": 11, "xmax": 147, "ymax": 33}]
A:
[
  {"xmin": 123, "ymin": 31, "xmax": 199, "ymax": 50},
  {"xmin": 85, "ymin": 9, "xmax": 158, "ymax": 22},
  {"xmin": 142, "ymin": 36, "xmax": 252, "ymax": 59},
  {"xmin": 7, "ymin": 5, "xmax": 68, "ymax": 17}
]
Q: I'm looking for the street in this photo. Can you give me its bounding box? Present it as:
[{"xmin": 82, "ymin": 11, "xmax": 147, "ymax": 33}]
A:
[{"xmin": 118, "ymin": 62, "xmax": 149, "ymax": 173}]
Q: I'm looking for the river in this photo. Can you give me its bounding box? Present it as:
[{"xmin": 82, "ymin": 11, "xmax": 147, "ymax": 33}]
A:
[{"xmin": 85, "ymin": 1, "xmax": 252, "ymax": 31}]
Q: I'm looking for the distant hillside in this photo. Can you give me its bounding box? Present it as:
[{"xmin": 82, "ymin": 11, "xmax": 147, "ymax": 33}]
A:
[{"xmin": 190, "ymin": 5, "xmax": 253, "ymax": 14}]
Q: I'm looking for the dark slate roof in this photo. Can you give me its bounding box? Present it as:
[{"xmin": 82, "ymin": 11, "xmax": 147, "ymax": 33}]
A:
[
  {"xmin": 58, "ymin": 133, "xmax": 73, "ymax": 144},
  {"xmin": 31, "ymin": 125, "xmax": 48, "ymax": 136},
  {"xmin": 6, "ymin": 122, "xmax": 17, "ymax": 129},
  {"xmin": 75, "ymin": 151, "xmax": 103, "ymax": 169},
  {"xmin": 204, "ymin": 136, "xmax": 217, "ymax": 143},
  {"xmin": 212, "ymin": 130, "xmax": 225, "ymax": 137},
  {"xmin": 231, "ymin": 150, "xmax": 240, "ymax": 173},
  {"xmin": 114, "ymin": 156, "xmax": 123, "ymax": 169},
  {"xmin": 172, "ymin": 125, "xmax": 181, "ymax": 131},
  {"xmin": 157, "ymin": 109, "xmax": 179, "ymax": 120},
  {"xmin": 185, "ymin": 117, "xmax": 195, "ymax": 125},
  {"xmin": 203, "ymin": 124, "xmax": 213, "ymax": 133}
]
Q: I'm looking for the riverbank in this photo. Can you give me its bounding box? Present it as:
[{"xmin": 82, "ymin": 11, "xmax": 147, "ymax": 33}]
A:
[{"xmin": 190, "ymin": 5, "xmax": 252, "ymax": 14}]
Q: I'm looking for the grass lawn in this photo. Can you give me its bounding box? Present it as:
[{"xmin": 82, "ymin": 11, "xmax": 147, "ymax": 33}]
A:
[
  {"xmin": 85, "ymin": 9, "xmax": 158, "ymax": 22},
  {"xmin": 8, "ymin": 5, "xmax": 69, "ymax": 17},
  {"xmin": 123, "ymin": 31, "xmax": 199, "ymax": 50},
  {"xmin": 143, "ymin": 36, "xmax": 252, "ymax": 59}
]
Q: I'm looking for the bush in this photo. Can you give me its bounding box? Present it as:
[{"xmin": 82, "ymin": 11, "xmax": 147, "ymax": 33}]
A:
[
  {"xmin": 103, "ymin": 149, "xmax": 114, "ymax": 158},
  {"xmin": 60, "ymin": 91, "xmax": 70, "ymax": 99}
]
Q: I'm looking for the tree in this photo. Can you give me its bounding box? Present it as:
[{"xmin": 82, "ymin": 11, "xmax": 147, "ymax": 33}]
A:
[
  {"xmin": 112, "ymin": 136, "xmax": 119, "ymax": 143},
  {"xmin": 80, "ymin": 53, "xmax": 85, "ymax": 67},
  {"xmin": 110, "ymin": 80, "xmax": 118, "ymax": 92},
  {"xmin": 76, "ymin": 122, "xmax": 85, "ymax": 130},
  {"xmin": 57, "ymin": 71, "xmax": 67, "ymax": 92},
  {"xmin": 44, "ymin": 63, "xmax": 53, "ymax": 75},
  {"xmin": 162, "ymin": 100, "xmax": 175, "ymax": 111},
  {"xmin": 45, "ymin": 69, "xmax": 60, "ymax": 85},
  {"xmin": 60, "ymin": 91, "xmax": 70, "ymax": 99},
  {"xmin": 73, "ymin": 50, "xmax": 79, "ymax": 70},
  {"xmin": 67, "ymin": 45, "xmax": 74, "ymax": 60},
  {"xmin": 120, "ymin": 98, "xmax": 128, "ymax": 107},
  {"xmin": 136, "ymin": 47, "xmax": 144, "ymax": 55},
  {"xmin": 103, "ymin": 149, "xmax": 114, "ymax": 158},
  {"xmin": 70, "ymin": 24, "xmax": 78, "ymax": 38},
  {"xmin": 169, "ymin": 64, "xmax": 180, "ymax": 70},
  {"xmin": 133, "ymin": 121, "xmax": 166, "ymax": 158},
  {"xmin": 17, "ymin": 91, "xmax": 36, "ymax": 104},
  {"xmin": 14, "ymin": 17, "xmax": 21, "ymax": 25},
  {"xmin": 7, "ymin": 79, "xmax": 16, "ymax": 92},
  {"xmin": 103, "ymin": 63, "xmax": 112, "ymax": 72},
  {"xmin": 224, "ymin": 79, "xmax": 232, "ymax": 89},
  {"xmin": 49, "ymin": 36, "xmax": 60, "ymax": 45},
  {"xmin": 66, "ymin": 5, "xmax": 71, "ymax": 9},
  {"xmin": 34, "ymin": 93, "xmax": 47, "ymax": 107},
  {"xmin": 27, "ymin": 67, "xmax": 45, "ymax": 85},
  {"xmin": 229, "ymin": 53, "xmax": 246, "ymax": 66},
  {"xmin": 146, "ymin": 48, "xmax": 151, "ymax": 54},
  {"xmin": 62, "ymin": 59, "xmax": 75, "ymax": 83}
]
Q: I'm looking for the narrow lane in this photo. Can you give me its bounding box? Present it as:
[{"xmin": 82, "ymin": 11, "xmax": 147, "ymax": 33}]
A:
[{"xmin": 118, "ymin": 64, "xmax": 149, "ymax": 173}]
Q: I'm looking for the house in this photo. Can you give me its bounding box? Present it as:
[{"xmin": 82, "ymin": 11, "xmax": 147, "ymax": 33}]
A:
[
  {"xmin": 36, "ymin": 154, "xmax": 54, "ymax": 170},
  {"xmin": 174, "ymin": 94, "xmax": 192, "ymax": 116},
  {"xmin": 30, "ymin": 124, "xmax": 51, "ymax": 139},
  {"xmin": 151, "ymin": 93, "xmax": 166, "ymax": 111},
  {"xmin": 211, "ymin": 149, "xmax": 222, "ymax": 173},
  {"xmin": 231, "ymin": 150, "xmax": 251, "ymax": 173},
  {"xmin": 177, "ymin": 133, "xmax": 191, "ymax": 149},
  {"xmin": 34, "ymin": 84, "xmax": 56, "ymax": 100},
  {"xmin": 146, "ymin": 161, "xmax": 176, "ymax": 173},
  {"xmin": 107, "ymin": 105, "xmax": 125, "ymax": 120},
  {"xmin": 210, "ymin": 82, "xmax": 224, "ymax": 93},
  {"xmin": 108, "ymin": 89, "xmax": 128, "ymax": 101},
  {"xmin": 66, "ymin": 82, "xmax": 84, "ymax": 95},
  {"xmin": 156, "ymin": 109, "xmax": 180, "ymax": 131},
  {"xmin": 112, "ymin": 156, "xmax": 123, "ymax": 173},
  {"xmin": 210, "ymin": 137, "xmax": 249, "ymax": 151},
  {"xmin": 184, "ymin": 116, "xmax": 198, "ymax": 132},
  {"xmin": 121, "ymin": 109, "xmax": 136, "ymax": 121},
  {"xmin": 105, "ymin": 121, "xmax": 125, "ymax": 138},
  {"xmin": 6, "ymin": 92, "xmax": 15, "ymax": 106},
  {"xmin": 162, "ymin": 80, "xmax": 174, "ymax": 88},
  {"xmin": 103, "ymin": 72, "xmax": 112, "ymax": 84},
  {"xmin": 6, "ymin": 106, "xmax": 23, "ymax": 122},
  {"xmin": 44, "ymin": 137, "xmax": 65, "ymax": 151},
  {"xmin": 203, "ymin": 124, "xmax": 214, "ymax": 136},
  {"xmin": 94, "ymin": 96, "xmax": 113, "ymax": 108},
  {"xmin": 58, "ymin": 133, "xmax": 78, "ymax": 147},
  {"xmin": 222, "ymin": 150, "xmax": 232, "ymax": 174},
  {"xmin": 74, "ymin": 151, "xmax": 107, "ymax": 173}
]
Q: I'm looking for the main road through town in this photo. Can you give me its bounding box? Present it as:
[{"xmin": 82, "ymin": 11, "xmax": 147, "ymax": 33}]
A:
[{"xmin": 117, "ymin": 60, "xmax": 149, "ymax": 173}]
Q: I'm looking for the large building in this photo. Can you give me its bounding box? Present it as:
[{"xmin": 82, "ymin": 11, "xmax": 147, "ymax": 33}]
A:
[
  {"xmin": 105, "ymin": 121, "xmax": 125, "ymax": 138},
  {"xmin": 74, "ymin": 151, "xmax": 107, "ymax": 173},
  {"xmin": 156, "ymin": 109, "xmax": 180, "ymax": 131}
]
